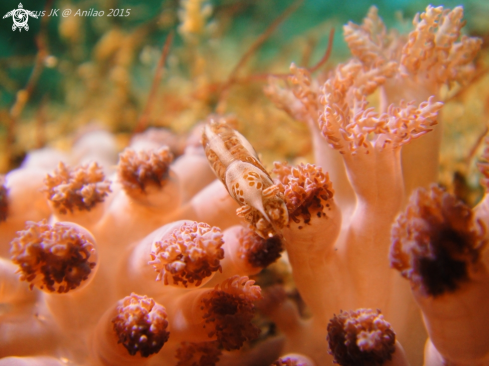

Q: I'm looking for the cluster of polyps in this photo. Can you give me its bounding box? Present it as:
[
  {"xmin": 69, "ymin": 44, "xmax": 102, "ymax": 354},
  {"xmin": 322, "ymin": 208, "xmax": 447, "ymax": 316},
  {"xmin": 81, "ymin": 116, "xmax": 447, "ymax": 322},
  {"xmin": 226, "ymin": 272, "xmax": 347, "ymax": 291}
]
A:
[
  {"xmin": 0, "ymin": 4, "xmax": 487, "ymax": 366},
  {"xmin": 262, "ymin": 4, "xmax": 487, "ymax": 366},
  {"xmin": 0, "ymin": 121, "xmax": 285, "ymax": 365}
]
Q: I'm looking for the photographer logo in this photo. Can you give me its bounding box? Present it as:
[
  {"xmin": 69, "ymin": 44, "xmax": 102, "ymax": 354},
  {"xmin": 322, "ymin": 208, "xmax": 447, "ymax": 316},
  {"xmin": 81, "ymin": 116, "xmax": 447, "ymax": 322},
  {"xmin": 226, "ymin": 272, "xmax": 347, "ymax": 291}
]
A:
[{"xmin": 3, "ymin": 3, "xmax": 38, "ymax": 31}]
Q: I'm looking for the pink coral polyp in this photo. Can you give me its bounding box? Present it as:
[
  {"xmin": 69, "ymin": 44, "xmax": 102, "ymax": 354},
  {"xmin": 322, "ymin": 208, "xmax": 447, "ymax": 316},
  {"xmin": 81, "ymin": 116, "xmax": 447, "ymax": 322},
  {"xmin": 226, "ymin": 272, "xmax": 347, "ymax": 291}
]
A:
[
  {"xmin": 390, "ymin": 185, "xmax": 486, "ymax": 296},
  {"xmin": 10, "ymin": 220, "xmax": 97, "ymax": 293},
  {"xmin": 112, "ymin": 293, "xmax": 170, "ymax": 357},
  {"xmin": 149, "ymin": 221, "xmax": 224, "ymax": 287},
  {"xmin": 44, "ymin": 162, "xmax": 111, "ymax": 214}
]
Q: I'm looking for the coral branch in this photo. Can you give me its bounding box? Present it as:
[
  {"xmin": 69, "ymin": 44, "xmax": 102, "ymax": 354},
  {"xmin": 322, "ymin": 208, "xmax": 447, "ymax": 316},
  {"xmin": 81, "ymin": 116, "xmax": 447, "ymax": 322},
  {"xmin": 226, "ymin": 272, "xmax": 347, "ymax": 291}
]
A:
[
  {"xmin": 160, "ymin": 276, "xmax": 261, "ymax": 349},
  {"xmin": 343, "ymin": 6, "xmax": 389, "ymax": 68},
  {"xmin": 274, "ymin": 162, "xmax": 341, "ymax": 325},
  {"xmin": 401, "ymin": 6, "xmax": 482, "ymax": 86},
  {"xmin": 391, "ymin": 186, "xmax": 489, "ymax": 364}
]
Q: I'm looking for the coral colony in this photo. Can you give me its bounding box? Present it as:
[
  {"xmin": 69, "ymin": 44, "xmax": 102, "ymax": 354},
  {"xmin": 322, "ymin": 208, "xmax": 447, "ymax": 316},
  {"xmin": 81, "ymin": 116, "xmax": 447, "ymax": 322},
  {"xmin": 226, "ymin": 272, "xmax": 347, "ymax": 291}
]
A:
[{"xmin": 1, "ymin": 3, "xmax": 488, "ymax": 366}]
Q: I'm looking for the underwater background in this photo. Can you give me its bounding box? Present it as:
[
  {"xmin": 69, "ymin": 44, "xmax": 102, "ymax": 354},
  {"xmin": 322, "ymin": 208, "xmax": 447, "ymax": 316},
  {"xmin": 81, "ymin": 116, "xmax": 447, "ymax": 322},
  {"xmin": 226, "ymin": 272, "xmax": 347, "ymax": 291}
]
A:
[
  {"xmin": 0, "ymin": 0, "xmax": 488, "ymax": 198},
  {"xmin": 1, "ymin": 1, "xmax": 489, "ymax": 365}
]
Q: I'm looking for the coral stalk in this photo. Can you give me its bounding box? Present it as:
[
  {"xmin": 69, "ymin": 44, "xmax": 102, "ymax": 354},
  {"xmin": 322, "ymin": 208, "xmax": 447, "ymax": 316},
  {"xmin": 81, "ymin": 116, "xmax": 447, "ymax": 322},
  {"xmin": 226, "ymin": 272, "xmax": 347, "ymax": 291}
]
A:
[
  {"xmin": 92, "ymin": 147, "xmax": 181, "ymax": 265},
  {"xmin": 157, "ymin": 275, "xmax": 261, "ymax": 349},
  {"xmin": 168, "ymin": 179, "xmax": 242, "ymax": 230},
  {"xmin": 0, "ymin": 257, "xmax": 36, "ymax": 304},
  {"xmin": 0, "ymin": 357, "xmax": 66, "ymax": 366},
  {"xmin": 391, "ymin": 185, "xmax": 489, "ymax": 365},
  {"xmin": 0, "ymin": 168, "xmax": 51, "ymax": 257},
  {"xmin": 319, "ymin": 58, "xmax": 443, "ymax": 320},
  {"xmin": 211, "ymin": 225, "xmax": 282, "ymax": 283},
  {"xmin": 273, "ymin": 162, "xmax": 341, "ymax": 324}
]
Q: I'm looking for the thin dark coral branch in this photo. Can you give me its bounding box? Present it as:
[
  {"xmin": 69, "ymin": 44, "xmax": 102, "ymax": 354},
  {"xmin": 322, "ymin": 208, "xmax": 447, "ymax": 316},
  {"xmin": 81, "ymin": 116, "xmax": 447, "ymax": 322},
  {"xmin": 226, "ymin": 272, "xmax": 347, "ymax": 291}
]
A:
[
  {"xmin": 216, "ymin": 0, "xmax": 304, "ymax": 113},
  {"xmin": 237, "ymin": 27, "xmax": 335, "ymax": 82},
  {"xmin": 445, "ymin": 66, "xmax": 489, "ymax": 103},
  {"xmin": 35, "ymin": 96, "xmax": 48, "ymax": 149},
  {"xmin": 308, "ymin": 27, "xmax": 335, "ymax": 73},
  {"xmin": 6, "ymin": 0, "xmax": 53, "ymax": 169},
  {"xmin": 133, "ymin": 31, "xmax": 174, "ymax": 135},
  {"xmin": 227, "ymin": 0, "xmax": 303, "ymax": 83},
  {"xmin": 13, "ymin": 0, "xmax": 53, "ymax": 112},
  {"xmin": 300, "ymin": 37, "xmax": 318, "ymax": 68},
  {"xmin": 465, "ymin": 124, "xmax": 489, "ymax": 165},
  {"xmin": 189, "ymin": 25, "xmax": 333, "ymax": 106}
]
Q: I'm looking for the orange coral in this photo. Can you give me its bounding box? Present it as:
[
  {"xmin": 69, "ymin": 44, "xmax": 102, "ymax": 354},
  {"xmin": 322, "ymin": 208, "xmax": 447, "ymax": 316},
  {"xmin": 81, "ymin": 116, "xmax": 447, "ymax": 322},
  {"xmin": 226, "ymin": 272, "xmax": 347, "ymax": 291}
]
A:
[
  {"xmin": 273, "ymin": 162, "xmax": 334, "ymax": 224},
  {"xmin": 43, "ymin": 162, "xmax": 111, "ymax": 214},
  {"xmin": 118, "ymin": 147, "xmax": 174, "ymax": 195},
  {"xmin": 320, "ymin": 68, "xmax": 443, "ymax": 155},
  {"xmin": 237, "ymin": 226, "xmax": 283, "ymax": 268},
  {"xmin": 390, "ymin": 185, "xmax": 486, "ymax": 296},
  {"xmin": 149, "ymin": 221, "xmax": 224, "ymax": 287},
  {"xmin": 1, "ymin": 3, "xmax": 486, "ymax": 366},
  {"xmin": 10, "ymin": 220, "xmax": 97, "ymax": 293},
  {"xmin": 343, "ymin": 7, "xmax": 392, "ymax": 68},
  {"xmin": 112, "ymin": 293, "xmax": 170, "ymax": 357},
  {"xmin": 327, "ymin": 309, "xmax": 396, "ymax": 366},
  {"xmin": 175, "ymin": 340, "xmax": 221, "ymax": 366},
  {"xmin": 343, "ymin": 5, "xmax": 482, "ymax": 90},
  {"xmin": 401, "ymin": 6, "xmax": 482, "ymax": 86},
  {"xmin": 201, "ymin": 276, "xmax": 261, "ymax": 350}
]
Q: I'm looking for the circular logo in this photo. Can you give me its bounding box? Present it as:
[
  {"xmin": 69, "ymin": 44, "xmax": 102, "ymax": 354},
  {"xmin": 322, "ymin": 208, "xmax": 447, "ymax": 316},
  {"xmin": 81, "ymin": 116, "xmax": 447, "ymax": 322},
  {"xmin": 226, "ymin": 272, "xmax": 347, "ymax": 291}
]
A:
[
  {"xmin": 12, "ymin": 8, "xmax": 29, "ymax": 30},
  {"xmin": 3, "ymin": 3, "xmax": 38, "ymax": 32}
]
